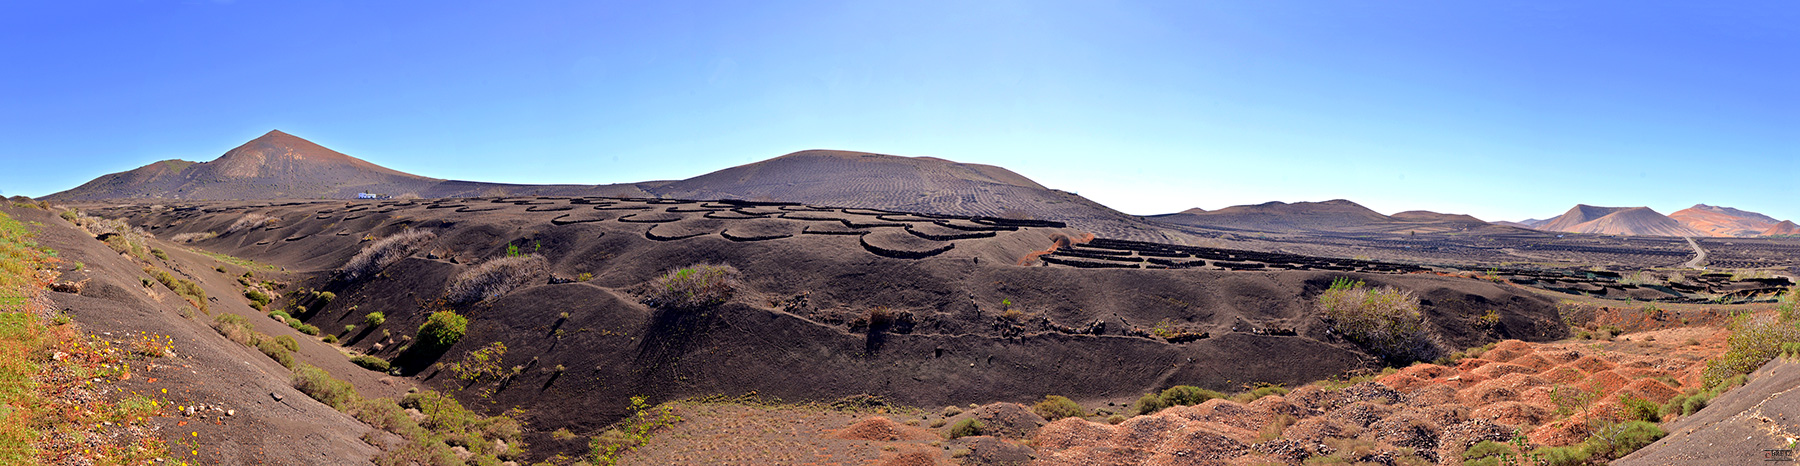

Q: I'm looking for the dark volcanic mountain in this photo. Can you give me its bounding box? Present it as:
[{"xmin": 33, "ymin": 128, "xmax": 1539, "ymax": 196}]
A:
[
  {"xmin": 46, "ymin": 130, "xmax": 647, "ymax": 201},
  {"xmin": 644, "ymin": 150, "xmax": 1183, "ymax": 241},
  {"xmin": 1146, "ymin": 200, "xmax": 1488, "ymax": 233},
  {"xmin": 46, "ymin": 133, "xmax": 1190, "ymax": 242},
  {"xmin": 1534, "ymin": 205, "xmax": 1708, "ymax": 237},
  {"xmin": 1669, "ymin": 204, "xmax": 1782, "ymax": 237}
]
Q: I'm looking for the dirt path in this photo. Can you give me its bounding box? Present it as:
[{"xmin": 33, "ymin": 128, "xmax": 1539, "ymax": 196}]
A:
[{"xmin": 1683, "ymin": 236, "xmax": 1707, "ymax": 268}]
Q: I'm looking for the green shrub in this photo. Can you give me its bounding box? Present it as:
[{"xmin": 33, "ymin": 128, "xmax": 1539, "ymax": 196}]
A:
[
  {"xmin": 946, "ymin": 418, "xmax": 984, "ymax": 439},
  {"xmin": 364, "ymin": 312, "xmax": 386, "ymax": 327},
  {"xmin": 273, "ymin": 334, "xmax": 299, "ymax": 353},
  {"xmin": 1618, "ymin": 394, "xmax": 1661, "ymax": 422},
  {"xmin": 151, "ymin": 248, "xmax": 168, "ymax": 260},
  {"xmin": 1137, "ymin": 392, "xmax": 1166, "ymax": 415},
  {"xmin": 1585, "ymin": 420, "xmax": 1666, "ymax": 460},
  {"xmin": 1031, "ymin": 395, "xmax": 1085, "ymax": 421},
  {"xmin": 646, "ymin": 264, "xmax": 740, "ymax": 310},
  {"xmin": 351, "ymin": 355, "xmax": 392, "ymax": 372},
  {"xmin": 316, "ymin": 291, "xmax": 335, "ymax": 304},
  {"xmin": 1463, "ymin": 440, "xmax": 1513, "ymax": 459},
  {"xmin": 269, "ymin": 309, "xmax": 292, "ymax": 321},
  {"xmin": 344, "ymin": 324, "xmax": 357, "ymax": 334},
  {"xmin": 1135, "ymin": 392, "xmax": 1168, "ymax": 415},
  {"xmin": 1317, "ymin": 278, "xmax": 1437, "ymax": 364},
  {"xmin": 1702, "ymin": 314, "xmax": 1800, "ymax": 388},
  {"xmin": 1234, "ymin": 384, "xmax": 1290, "ymax": 403},
  {"xmin": 1160, "ymin": 385, "xmax": 1225, "ymax": 407},
  {"xmin": 245, "ymin": 289, "xmax": 272, "ymax": 308},
  {"xmin": 417, "ymin": 311, "xmax": 468, "ymax": 349},
  {"xmin": 287, "ymin": 318, "xmax": 320, "ymax": 336},
  {"xmin": 322, "ymin": 334, "xmax": 338, "ymax": 344},
  {"xmin": 1533, "ymin": 445, "xmax": 1591, "ymax": 466},
  {"xmin": 213, "ymin": 314, "xmax": 255, "ymax": 345},
  {"xmin": 294, "ymin": 363, "xmax": 359, "ymax": 409},
  {"xmin": 146, "ymin": 266, "xmax": 208, "ymax": 314},
  {"xmin": 254, "ymin": 337, "xmax": 295, "ymax": 368},
  {"xmin": 448, "ymin": 342, "xmax": 508, "ymax": 383}
]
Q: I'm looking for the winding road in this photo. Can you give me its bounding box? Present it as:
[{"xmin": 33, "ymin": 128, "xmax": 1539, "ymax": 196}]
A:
[{"xmin": 1683, "ymin": 236, "xmax": 1708, "ymax": 269}]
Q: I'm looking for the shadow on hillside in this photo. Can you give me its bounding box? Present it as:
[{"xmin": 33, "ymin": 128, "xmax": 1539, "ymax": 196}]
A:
[{"xmin": 631, "ymin": 304, "xmax": 722, "ymax": 388}]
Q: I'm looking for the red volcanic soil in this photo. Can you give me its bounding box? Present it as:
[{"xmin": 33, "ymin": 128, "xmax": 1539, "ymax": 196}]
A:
[
  {"xmin": 621, "ymin": 328, "xmax": 1736, "ymax": 465},
  {"xmin": 1669, "ymin": 204, "xmax": 1781, "ymax": 237},
  {"xmin": 1535, "ymin": 205, "xmax": 1708, "ymax": 237}
]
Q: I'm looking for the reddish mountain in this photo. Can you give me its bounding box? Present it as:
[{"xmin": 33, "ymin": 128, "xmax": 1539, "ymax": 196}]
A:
[
  {"xmin": 1533, "ymin": 205, "xmax": 1708, "ymax": 237},
  {"xmin": 1669, "ymin": 204, "xmax": 1781, "ymax": 237},
  {"xmin": 1765, "ymin": 220, "xmax": 1800, "ymax": 237},
  {"xmin": 45, "ymin": 130, "xmax": 645, "ymax": 200}
]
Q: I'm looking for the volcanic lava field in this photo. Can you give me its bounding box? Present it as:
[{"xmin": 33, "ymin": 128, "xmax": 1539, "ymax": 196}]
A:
[{"xmin": 28, "ymin": 195, "xmax": 1795, "ymax": 464}]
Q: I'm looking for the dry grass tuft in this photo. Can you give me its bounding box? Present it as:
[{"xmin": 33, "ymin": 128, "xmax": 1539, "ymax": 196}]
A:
[
  {"xmin": 336, "ymin": 230, "xmax": 436, "ymax": 282},
  {"xmin": 225, "ymin": 213, "xmax": 279, "ymax": 234},
  {"xmin": 446, "ymin": 254, "xmax": 548, "ymax": 303}
]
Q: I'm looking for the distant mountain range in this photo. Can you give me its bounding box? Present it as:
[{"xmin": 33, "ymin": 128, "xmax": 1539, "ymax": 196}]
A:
[
  {"xmin": 1509, "ymin": 204, "xmax": 1793, "ymax": 238},
  {"xmin": 1144, "ymin": 199, "xmax": 1489, "ymax": 234},
  {"xmin": 43, "ymin": 130, "xmax": 1795, "ymax": 240},
  {"xmin": 45, "ymin": 131, "xmax": 1188, "ymax": 242}
]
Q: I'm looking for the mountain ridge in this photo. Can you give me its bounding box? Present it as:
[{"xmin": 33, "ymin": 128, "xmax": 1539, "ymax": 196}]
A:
[{"xmin": 1532, "ymin": 205, "xmax": 1709, "ymax": 237}]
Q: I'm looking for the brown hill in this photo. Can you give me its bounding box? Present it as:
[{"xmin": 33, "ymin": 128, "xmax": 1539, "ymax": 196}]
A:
[
  {"xmin": 1534, "ymin": 205, "xmax": 1708, "ymax": 237},
  {"xmin": 1389, "ymin": 210, "xmax": 1486, "ymax": 224},
  {"xmin": 640, "ymin": 150, "xmax": 1186, "ymax": 242},
  {"xmin": 1765, "ymin": 220, "xmax": 1800, "ymax": 236},
  {"xmin": 1147, "ymin": 200, "xmax": 1487, "ymax": 233},
  {"xmin": 47, "ymin": 135, "xmax": 1187, "ymax": 242},
  {"xmin": 1669, "ymin": 204, "xmax": 1780, "ymax": 237},
  {"xmin": 45, "ymin": 130, "xmax": 647, "ymax": 201}
]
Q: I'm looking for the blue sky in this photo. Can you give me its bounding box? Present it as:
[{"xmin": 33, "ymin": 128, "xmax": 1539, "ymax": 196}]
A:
[{"xmin": 2, "ymin": 1, "xmax": 1796, "ymax": 222}]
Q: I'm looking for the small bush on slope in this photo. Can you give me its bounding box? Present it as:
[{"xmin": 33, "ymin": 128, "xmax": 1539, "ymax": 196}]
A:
[
  {"xmin": 1318, "ymin": 278, "xmax": 1439, "ymax": 364},
  {"xmin": 444, "ymin": 254, "xmax": 547, "ymax": 303},
  {"xmin": 1031, "ymin": 395, "xmax": 1085, "ymax": 421},
  {"xmin": 350, "ymin": 355, "xmax": 391, "ymax": 372},
  {"xmin": 416, "ymin": 311, "xmax": 468, "ymax": 350},
  {"xmin": 645, "ymin": 264, "xmax": 740, "ymax": 310},
  {"xmin": 946, "ymin": 418, "xmax": 984, "ymax": 439},
  {"xmin": 1583, "ymin": 420, "xmax": 1666, "ymax": 460},
  {"xmin": 337, "ymin": 230, "xmax": 436, "ymax": 283}
]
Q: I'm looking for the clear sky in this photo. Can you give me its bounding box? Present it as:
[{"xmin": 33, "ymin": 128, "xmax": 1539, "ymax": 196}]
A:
[{"xmin": 2, "ymin": 1, "xmax": 1796, "ymax": 222}]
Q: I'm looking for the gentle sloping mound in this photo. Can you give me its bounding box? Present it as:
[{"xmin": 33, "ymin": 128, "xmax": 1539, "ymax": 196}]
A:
[{"xmin": 832, "ymin": 417, "xmax": 937, "ymax": 441}]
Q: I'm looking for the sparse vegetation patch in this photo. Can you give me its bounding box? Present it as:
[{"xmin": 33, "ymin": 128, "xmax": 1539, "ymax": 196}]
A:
[
  {"xmin": 337, "ymin": 229, "xmax": 436, "ymax": 282},
  {"xmin": 645, "ymin": 264, "xmax": 740, "ymax": 310},
  {"xmin": 1317, "ymin": 277, "xmax": 1437, "ymax": 364},
  {"xmin": 445, "ymin": 254, "xmax": 547, "ymax": 303}
]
